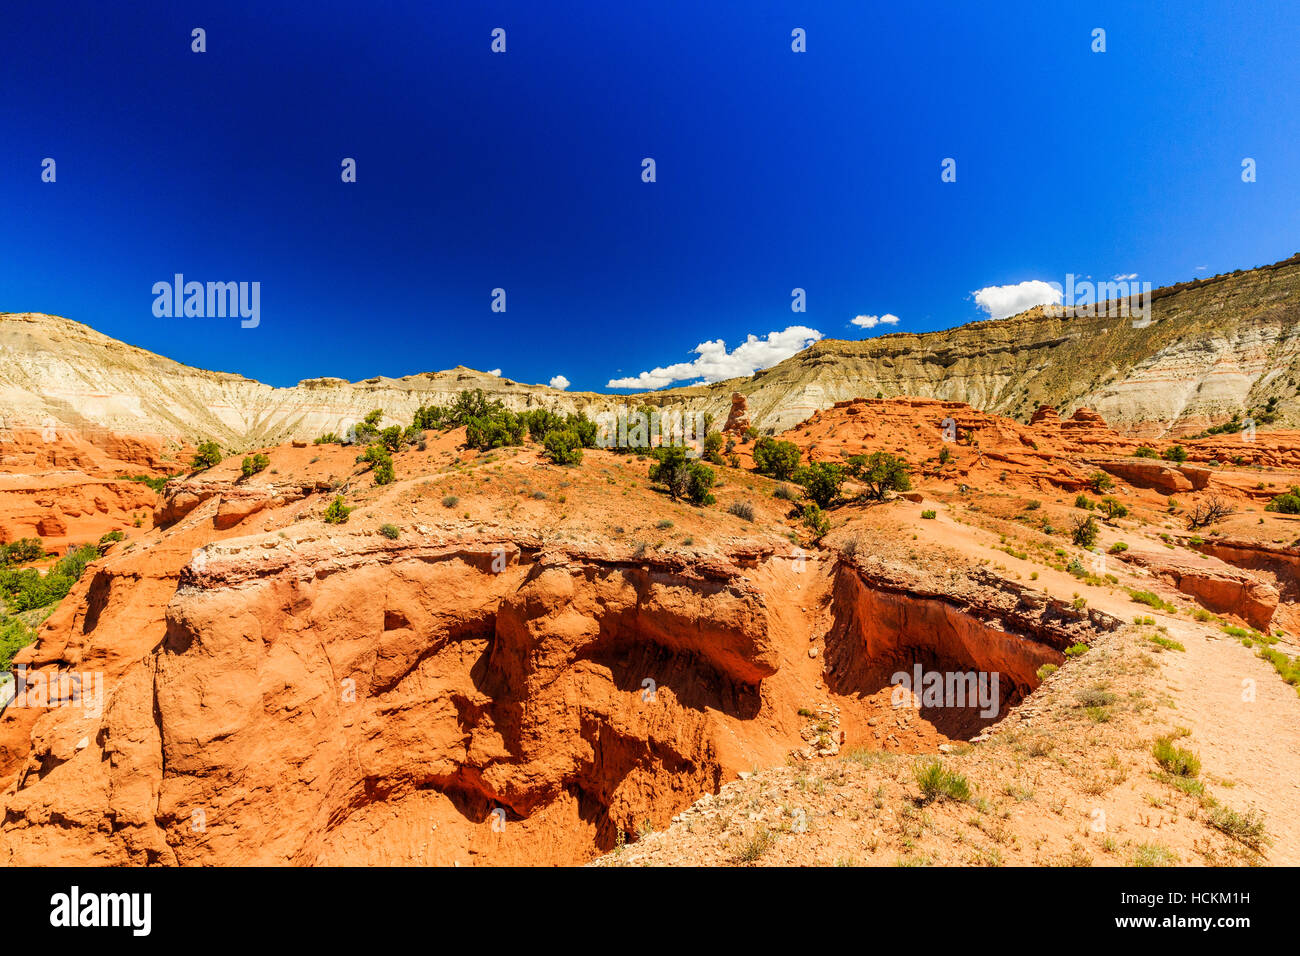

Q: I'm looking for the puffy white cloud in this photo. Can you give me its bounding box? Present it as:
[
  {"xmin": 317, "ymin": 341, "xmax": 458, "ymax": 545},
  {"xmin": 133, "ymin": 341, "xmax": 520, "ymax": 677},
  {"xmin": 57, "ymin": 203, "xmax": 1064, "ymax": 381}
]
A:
[
  {"xmin": 851, "ymin": 313, "xmax": 900, "ymax": 330},
  {"xmin": 972, "ymin": 280, "xmax": 1062, "ymax": 320},
  {"xmin": 487, "ymin": 368, "xmax": 502, "ymax": 377},
  {"xmin": 549, "ymin": 374, "xmax": 570, "ymax": 390},
  {"xmin": 1112, "ymin": 273, "xmax": 1137, "ymax": 281},
  {"xmin": 606, "ymin": 326, "xmax": 822, "ymax": 390}
]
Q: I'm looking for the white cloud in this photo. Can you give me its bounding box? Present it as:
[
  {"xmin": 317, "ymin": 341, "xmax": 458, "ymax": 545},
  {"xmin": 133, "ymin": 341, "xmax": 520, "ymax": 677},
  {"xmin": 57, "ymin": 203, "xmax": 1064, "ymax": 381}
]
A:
[
  {"xmin": 487, "ymin": 368, "xmax": 501, "ymax": 377},
  {"xmin": 549, "ymin": 374, "xmax": 570, "ymax": 390},
  {"xmin": 606, "ymin": 325, "xmax": 823, "ymax": 390},
  {"xmin": 972, "ymin": 280, "xmax": 1062, "ymax": 320},
  {"xmin": 1112, "ymin": 273, "xmax": 1137, "ymax": 281},
  {"xmin": 851, "ymin": 313, "xmax": 900, "ymax": 330}
]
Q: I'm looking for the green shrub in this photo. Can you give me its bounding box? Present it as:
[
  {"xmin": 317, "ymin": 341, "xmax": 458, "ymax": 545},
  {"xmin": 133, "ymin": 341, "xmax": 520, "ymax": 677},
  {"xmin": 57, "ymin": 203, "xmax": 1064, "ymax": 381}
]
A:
[
  {"xmin": 1074, "ymin": 494, "xmax": 1094, "ymax": 510},
  {"xmin": 1152, "ymin": 736, "xmax": 1200, "ymax": 777},
  {"xmin": 1099, "ymin": 496, "xmax": 1128, "ymax": 520},
  {"xmin": 323, "ymin": 495, "xmax": 352, "ymax": 524},
  {"xmin": 648, "ymin": 447, "xmax": 715, "ymax": 505},
  {"xmin": 1133, "ymin": 446, "xmax": 1157, "ymax": 458},
  {"xmin": 1207, "ymin": 805, "xmax": 1268, "ymax": 849},
  {"xmin": 1070, "ymin": 515, "xmax": 1099, "ymax": 547},
  {"xmin": 913, "ymin": 759, "xmax": 971, "ymax": 803},
  {"xmin": 543, "ymin": 429, "xmax": 584, "ymax": 465},
  {"xmin": 1108, "ymin": 541, "xmax": 1128, "ymax": 553},
  {"xmin": 191, "ymin": 441, "xmax": 222, "ymax": 470},
  {"xmin": 0, "ymin": 538, "xmax": 45, "ymax": 566},
  {"xmin": 845, "ymin": 451, "xmax": 911, "ymax": 501},
  {"xmin": 1162, "ymin": 445, "xmax": 1188, "ymax": 463},
  {"xmin": 313, "ymin": 432, "xmax": 340, "ymax": 445},
  {"xmin": 921, "ymin": 509, "xmax": 936, "ymax": 519},
  {"xmin": 800, "ymin": 503, "xmax": 830, "ymax": 537},
  {"xmin": 752, "ymin": 437, "xmax": 802, "ymax": 480},
  {"xmin": 772, "ymin": 484, "xmax": 798, "ymax": 501},
  {"xmin": 795, "ymin": 461, "xmax": 846, "ymax": 508},
  {"xmin": 378, "ymin": 523, "xmax": 400, "ymax": 539},
  {"xmin": 702, "ymin": 431, "xmax": 725, "ymax": 465},
  {"xmin": 241, "ymin": 453, "xmax": 270, "ymax": 478},
  {"xmin": 98, "ymin": 530, "xmax": 125, "ymax": 547},
  {"xmin": 1087, "ymin": 471, "xmax": 1114, "ymax": 493},
  {"xmin": 362, "ymin": 444, "xmax": 395, "ymax": 484},
  {"xmin": 727, "ymin": 500, "xmax": 755, "ymax": 521},
  {"xmin": 1064, "ymin": 643, "xmax": 1089, "ymax": 658},
  {"xmin": 442, "ymin": 495, "xmax": 459, "ymax": 508},
  {"xmin": 0, "ymin": 614, "xmax": 37, "ymax": 670},
  {"xmin": 1264, "ymin": 486, "xmax": 1300, "ymax": 514}
]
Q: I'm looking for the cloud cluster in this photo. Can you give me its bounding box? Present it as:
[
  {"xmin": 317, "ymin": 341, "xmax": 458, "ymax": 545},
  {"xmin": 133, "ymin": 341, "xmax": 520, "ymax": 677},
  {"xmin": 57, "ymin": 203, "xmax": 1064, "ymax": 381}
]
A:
[
  {"xmin": 548, "ymin": 375, "xmax": 570, "ymax": 390},
  {"xmin": 972, "ymin": 280, "xmax": 1062, "ymax": 320},
  {"xmin": 487, "ymin": 368, "xmax": 501, "ymax": 377},
  {"xmin": 851, "ymin": 313, "xmax": 900, "ymax": 329},
  {"xmin": 607, "ymin": 326, "xmax": 822, "ymax": 390}
]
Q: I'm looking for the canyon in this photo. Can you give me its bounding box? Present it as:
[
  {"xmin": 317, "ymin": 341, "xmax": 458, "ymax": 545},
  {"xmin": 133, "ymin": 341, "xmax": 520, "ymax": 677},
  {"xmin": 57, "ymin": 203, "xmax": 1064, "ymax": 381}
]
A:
[{"xmin": 1, "ymin": 389, "xmax": 1298, "ymax": 866}]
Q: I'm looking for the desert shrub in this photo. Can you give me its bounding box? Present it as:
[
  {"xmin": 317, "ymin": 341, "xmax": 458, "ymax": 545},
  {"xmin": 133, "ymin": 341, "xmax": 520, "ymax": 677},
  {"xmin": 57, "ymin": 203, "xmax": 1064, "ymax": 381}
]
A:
[
  {"xmin": 378, "ymin": 523, "xmax": 400, "ymax": 539},
  {"xmin": 313, "ymin": 432, "xmax": 340, "ymax": 445},
  {"xmin": 1087, "ymin": 471, "xmax": 1114, "ymax": 493},
  {"xmin": 795, "ymin": 461, "xmax": 846, "ymax": 508},
  {"xmin": 1152, "ymin": 737, "xmax": 1200, "ymax": 777},
  {"xmin": 0, "ymin": 544, "xmax": 98, "ymax": 613},
  {"xmin": 1162, "ymin": 445, "xmax": 1188, "ymax": 462},
  {"xmin": 752, "ymin": 437, "xmax": 802, "ymax": 480},
  {"xmin": 0, "ymin": 615, "xmax": 37, "ymax": 670},
  {"xmin": 728, "ymin": 500, "xmax": 755, "ymax": 521},
  {"xmin": 523, "ymin": 409, "xmax": 565, "ymax": 441},
  {"xmin": 1070, "ymin": 515, "xmax": 1099, "ymax": 548},
  {"xmin": 441, "ymin": 495, "xmax": 459, "ymax": 508},
  {"xmin": 1264, "ymin": 486, "xmax": 1300, "ymax": 514},
  {"xmin": 937, "ymin": 445, "xmax": 954, "ymax": 465},
  {"xmin": 1099, "ymin": 496, "xmax": 1128, "ymax": 520},
  {"xmin": 702, "ymin": 431, "xmax": 725, "ymax": 465},
  {"xmin": 1148, "ymin": 635, "xmax": 1185, "ymax": 652},
  {"xmin": 1129, "ymin": 589, "xmax": 1175, "ymax": 611},
  {"xmin": 846, "ymin": 452, "xmax": 911, "ymax": 501},
  {"xmin": 361, "ymin": 444, "xmax": 395, "ymax": 485},
  {"xmin": 241, "ymin": 453, "xmax": 270, "ymax": 478},
  {"xmin": 98, "ymin": 530, "xmax": 125, "ymax": 547},
  {"xmin": 772, "ymin": 483, "xmax": 798, "ymax": 501},
  {"xmin": 913, "ymin": 759, "xmax": 971, "ymax": 803},
  {"xmin": 1133, "ymin": 446, "xmax": 1157, "ymax": 458},
  {"xmin": 921, "ymin": 509, "xmax": 936, "ymax": 519},
  {"xmin": 1074, "ymin": 494, "xmax": 1094, "ymax": 510},
  {"xmin": 648, "ymin": 447, "xmax": 715, "ymax": 505},
  {"xmin": 1064, "ymin": 643, "xmax": 1089, "ymax": 657},
  {"xmin": 191, "ymin": 441, "xmax": 222, "ymax": 470},
  {"xmin": 0, "ymin": 538, "xmax": 45, "ymax": 566},
  {"xmin": 465, "ymin": 411, "xmax": 527, "ymax": 451},
  {"xmin": 800, "ymin": 503, "xmax": 830, "ymax": 537},
  {"xmin": 379, "ymin": 425, "xmax": 404, "ymax": 452},
  {"xmin": 323, "ymin": 495, "xmax": 352, "ymax": 524},
  {"xmin": 1207, "ymin": 806, "xmax": 1268, "ymax": 849},
  {"xmin": 1036, "ymin": 663, "xmax": 1058, "ymax": 680},
  {"xmin": 350, "ymin": 409, "xmax": 384, "ymax": 444},
  {"xmin": 1108, "ymin": 541, "xmax": 1128, "ymax": 553},
  {"xmin": 543, "ymin": 429, "xmax": 584, "ymax": 465}
]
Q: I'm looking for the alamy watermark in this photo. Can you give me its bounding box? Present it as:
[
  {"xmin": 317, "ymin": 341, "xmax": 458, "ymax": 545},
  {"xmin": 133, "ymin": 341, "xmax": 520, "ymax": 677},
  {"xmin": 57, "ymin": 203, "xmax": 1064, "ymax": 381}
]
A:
[
  {"xmin": 891, "ymin": 665, "xmax": 1001, "ymax": 720},
  {"xmin": 593, "ymin": 406, "xmax": 709, "ymax": 457},
  {"xmin": 152, "ymin": 274, "xmax": 260, "ymax": 328},
  {"xmin": 1043, "ymin": 274, "xmax": 1154, "ymax": 328},
  {"xmin": 5, "ymin": 666, "xmax": 104, "ymax": 718}
]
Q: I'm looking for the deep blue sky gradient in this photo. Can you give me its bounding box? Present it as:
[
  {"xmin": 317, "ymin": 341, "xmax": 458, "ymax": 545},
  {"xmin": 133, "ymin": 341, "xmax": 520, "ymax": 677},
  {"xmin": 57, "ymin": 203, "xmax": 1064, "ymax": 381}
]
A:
[{"xmin": 2, "ymin": 0, "xmax": 1297, "ymax": 389}]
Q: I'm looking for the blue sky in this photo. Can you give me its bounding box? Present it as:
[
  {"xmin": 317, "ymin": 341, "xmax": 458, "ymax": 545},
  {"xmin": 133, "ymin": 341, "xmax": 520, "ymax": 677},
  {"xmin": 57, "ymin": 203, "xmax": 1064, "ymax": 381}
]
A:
[{"xmin": 2, "ymin": 0, "xmax": 1297, "ymax": 390}]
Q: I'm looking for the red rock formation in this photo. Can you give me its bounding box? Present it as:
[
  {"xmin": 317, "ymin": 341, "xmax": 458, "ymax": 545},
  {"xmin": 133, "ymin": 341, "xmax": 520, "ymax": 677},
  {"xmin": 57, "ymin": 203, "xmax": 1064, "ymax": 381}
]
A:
[{"xmin": 722, "ymin": 392, "xmax": 750, "ymax": 435}]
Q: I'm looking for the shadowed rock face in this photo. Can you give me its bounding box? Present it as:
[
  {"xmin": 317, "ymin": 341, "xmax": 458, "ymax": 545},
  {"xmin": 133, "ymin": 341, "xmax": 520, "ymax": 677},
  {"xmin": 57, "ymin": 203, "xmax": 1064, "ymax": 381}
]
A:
[
  {"xmin": 0, "ymin": 519, "xmax": 1121, "ymax": 865},
  {"xmin": 4, "ymin": 253, "xmax": 1300, "ymax": 444}
]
